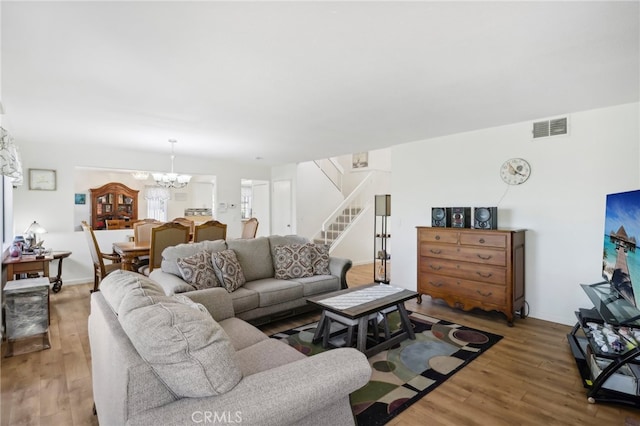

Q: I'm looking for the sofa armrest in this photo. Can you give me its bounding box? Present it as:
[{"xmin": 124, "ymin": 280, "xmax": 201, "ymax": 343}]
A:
[
  {"xmin": 329, "ymin": 256, "xmax": 352, "ymax": 289},
  {"xmin": 183, "ymin": 287, "xmax": 235, "ymax": 322},
  {"xmin": 148, "ymin": 269, "xmax": 194, "ymax": 295},
  {"xmin": 126, "ymin": 348, "xmax": 371, "ymax": 426}
]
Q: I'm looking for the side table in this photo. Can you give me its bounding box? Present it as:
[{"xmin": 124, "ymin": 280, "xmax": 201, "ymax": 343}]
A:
[
  {"xmin": 3, "ymin": 277, "xmax": 51, "ymax": 357},
  {"xmin": 50, "ymin": 251, "xmax": 72, "ymax": 293},
  {"xmin": 2, "ymin": 254, "xmax": 52, "ymax": 280}
]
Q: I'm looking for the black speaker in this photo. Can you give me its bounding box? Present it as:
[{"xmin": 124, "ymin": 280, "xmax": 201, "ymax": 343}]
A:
[
  {"xmin": 451, "ymin": 207, "xmax": 471, "ymax": 228},
  {"xmin": 431, "ymin": 207, "xmax": 451, "ymax": 227},
  {"xmin": 474, "ymin": 207, "xmax": 498, "ymax": 229}
]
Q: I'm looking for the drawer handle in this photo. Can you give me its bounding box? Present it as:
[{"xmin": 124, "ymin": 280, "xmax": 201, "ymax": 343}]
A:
[
  {"xmin": 477, "ymin": 290, "xmax": 493, "ymax": 297},
  {"xmin": 477, "ymin": 272, "xmax": 493, "ymax": 278},
  {"xmin": 435, "ymin": 235, "xmax": 440, "ymax": 240},
  {"xmin": 428, "ymin": 281, "xmax": 443, "ymax": 287},
  {"xmin": 429, "ymin": 265, "xmax": 442, "ymax": 271},
  {"xmin": 477, "ymin": 254, "xmax": 492, "ymax": 260},
  {"xmin": 430, "ymin": 249, "xmax": 442, "ymax": 254},
  {"xmin": 479, "ymin": 238, "xmax": 485, "ymax": 244}
]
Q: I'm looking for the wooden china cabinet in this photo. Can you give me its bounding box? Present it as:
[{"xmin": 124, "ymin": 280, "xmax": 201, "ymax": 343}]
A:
[{"xmin": 90, "ymin": 182, "xmax": 139, "ymax": 230}]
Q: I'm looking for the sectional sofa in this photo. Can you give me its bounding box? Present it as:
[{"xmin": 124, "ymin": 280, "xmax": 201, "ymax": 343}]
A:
[
  {"xmin": 89, "ymin": 270, "xmax": 371, "ymax": 425},
  {"xmin": 148, "ymin": 235, "xmax": 352, "ymax": 325}
]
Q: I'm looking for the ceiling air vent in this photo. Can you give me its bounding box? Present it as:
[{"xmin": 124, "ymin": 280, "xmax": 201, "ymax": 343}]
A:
[{"xmin": 532, "ymin": 117, "xmax": 568, "ymax": 139}]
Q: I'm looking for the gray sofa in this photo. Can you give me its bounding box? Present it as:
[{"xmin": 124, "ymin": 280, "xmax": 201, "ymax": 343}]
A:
[
  {"xmin": 89, "ymin": 270, "xmax": 372, "ymax": 426},
  {"xmin": 149, "ymin": 235, "xmax": 352, "ymax": 325}
]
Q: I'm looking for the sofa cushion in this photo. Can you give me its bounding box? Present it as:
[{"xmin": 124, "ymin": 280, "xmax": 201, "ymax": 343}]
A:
[
  {"xmin": 212, "ymin": 249, "xmax": 246, "ymax": 292},
  {"xmin": 274, "ymin": 244, "xmax": 313, "ymax": 280},
  {"xmin": 119, "ymin": 294, "xmax": 242, "ymax": 398},
  {"xmin": 177, "ymin": 250, "xmax": 220, "ymax": 290},
  {"xmin": 161, "ymin": 240, "xmax": 227, "ymax": 277},
  {"xmin": 218, "ymin": 317, "xmax": 268, "ymax": 351},
  {"xmin": 243, "ymin": 278, "xmax": 304, "ymax": 307},
  {"xmin": 234, "ymin": 338, "xmax": 305, "ymax": 377},
  {"xmin": 228, "ymin": 287, "xmax": 260, "ymax": 314},
  {"xmin": 99, "ymin": 270, "xmax": 165, "ymax": 315},
  {"xmin": 293, "ymin": 274, "xmax": 341, "ymax": 297},
  {"xmin": 226, "ymin": 237, "xmax": 274, "ymax": 282},
  {"xmin": 306, "ymin": 243, "xmax": 331, "ymax": 275}
]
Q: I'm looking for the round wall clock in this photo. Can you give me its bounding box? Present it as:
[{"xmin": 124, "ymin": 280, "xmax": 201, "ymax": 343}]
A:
[{"xmin": 500, "ymin": 158, "xmax": 531, "ymax": 185}]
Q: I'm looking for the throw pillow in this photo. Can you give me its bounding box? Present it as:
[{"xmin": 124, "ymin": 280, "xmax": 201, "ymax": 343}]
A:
[
  {"xmin": 274, "ymin": 244, "xmax": 313, "ymax": 280},
  {"xmin": 177, "ymin": 250, "xmax": 220, "ymax": 290},
  {"xmin": 120, "ymin": 296, "xmax": 242, "ymax": 398},
  {"xmin": 306, "ymin": 243, "xmax": 331, "ymax": 275},
  {"xmin": 211, "ymin": 249, "xmax": 246, "ymax": 293}
]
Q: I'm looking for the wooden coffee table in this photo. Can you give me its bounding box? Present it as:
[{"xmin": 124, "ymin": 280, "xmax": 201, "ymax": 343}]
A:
[{"xmin": 307, "ymin": 283, "xmax": 418, "ymax": 357}]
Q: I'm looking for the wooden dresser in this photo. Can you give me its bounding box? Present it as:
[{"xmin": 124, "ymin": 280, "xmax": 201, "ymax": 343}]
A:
[{"xmin": 416, "ymin": 227, "xmax": 525, "ymax": 325}]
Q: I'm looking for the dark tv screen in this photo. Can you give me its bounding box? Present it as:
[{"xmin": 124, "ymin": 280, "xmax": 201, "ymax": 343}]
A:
[{"xmin": 602, "ymin": 189, "xmax": 640, "ymax": 306}]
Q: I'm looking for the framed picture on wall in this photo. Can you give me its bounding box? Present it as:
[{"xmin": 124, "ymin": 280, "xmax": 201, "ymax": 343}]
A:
[
  {"xmin": 352, "ymin": 152, "xmax": 369, "ymax": 169},
  {"xmin": 29, "ymin": 169, "xmax": 56, "ymax": 191},
  {"xmin": 74, "ymin": 193, "xmax": 86, "ymax": 205}
]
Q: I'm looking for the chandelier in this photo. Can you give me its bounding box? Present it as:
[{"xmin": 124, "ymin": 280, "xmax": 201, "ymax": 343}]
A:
[
  {"xmin": 131, "ymin": 171, "xmax": 149, "ymax": 180},
  {"xmin": 152, "ymin": 139, "xmax": 191, "ymax": 189}
]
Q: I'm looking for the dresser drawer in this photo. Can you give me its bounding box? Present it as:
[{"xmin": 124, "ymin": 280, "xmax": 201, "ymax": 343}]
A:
[
  {"xmin": 420, "ymin": 242, "xmax": 506, "ymax": 266},
  {"xmin": 419, "ymin": 257, "xmax": 506, "ymax": 285},
  {"xmin": 459, "ymin": 232, "xmax": 506, "ymax": 248},
  {"xmin": 418, "ymin": 229, "xmax": 459, "ymax": 244},
  {"xmin": 418, "ymin": 273, "xmax": 506, "ymax": 306}
]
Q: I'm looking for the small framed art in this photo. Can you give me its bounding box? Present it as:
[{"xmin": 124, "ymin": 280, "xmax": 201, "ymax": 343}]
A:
[
  {"xmin": 352, "ymin": 152, "xmax": 369, "ymax": 169},
  {"xmin": 75, "ymin": 193, "xmax": 86, "ymax": 205},
  {"xmin": 29, "ymin": 169, "xmax": 56, "ymax": 191}
]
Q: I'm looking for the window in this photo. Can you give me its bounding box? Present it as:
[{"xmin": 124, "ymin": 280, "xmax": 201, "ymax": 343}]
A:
[{"xmin": 144, "ymin": 186, "xmax": 170, "ymax": 221}]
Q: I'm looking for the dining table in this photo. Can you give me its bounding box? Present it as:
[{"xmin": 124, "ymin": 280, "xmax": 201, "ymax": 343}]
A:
[{"xmin": 112, "ymin": 241, "xmax": 150, "ymax": 271}]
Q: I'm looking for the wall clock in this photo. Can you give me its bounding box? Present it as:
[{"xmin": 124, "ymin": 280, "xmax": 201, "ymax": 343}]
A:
[{"xmin": 500, "ymin": 158, "xmax": 531, "ymax": 185}]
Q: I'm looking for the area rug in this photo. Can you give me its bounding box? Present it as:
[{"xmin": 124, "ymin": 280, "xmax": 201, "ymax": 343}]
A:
[{"xmin": 271, "ymin": 311, "xmax": 502, "ymax": 426}]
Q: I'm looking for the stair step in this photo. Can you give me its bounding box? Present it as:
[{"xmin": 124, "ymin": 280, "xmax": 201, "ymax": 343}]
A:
[{"xmin": 316, "ymin": 204, "xmax": 364, "ymax": 249}]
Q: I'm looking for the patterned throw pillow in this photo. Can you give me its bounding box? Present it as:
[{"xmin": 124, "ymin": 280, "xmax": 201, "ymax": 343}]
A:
[
  {"xmin": 176, "ymin": 251, "xmax": 220, "ymax": 290},
  {"xmin": 274, "ymin": 244, "xmax": 313, "ymax": 280},
  {"xmin": 306, "ymin": 243, "xmax": 331, "ymax": 275},
  {"xmin": 211, "ymin": 249, "xmax": 246, "ymax": 293}
]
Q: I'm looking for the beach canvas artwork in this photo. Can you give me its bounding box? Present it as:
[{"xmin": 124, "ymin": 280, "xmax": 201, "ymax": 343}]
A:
[{"xmin": 602, "ymin": 189, "xmax": 640, "ymax": 306}]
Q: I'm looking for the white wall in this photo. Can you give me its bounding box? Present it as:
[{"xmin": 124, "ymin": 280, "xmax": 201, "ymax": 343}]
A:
[
  {"xmin": 296, "ymin": 161, "xmax": 344, "ymax": 240},
  {"xmin": 12, "ymin": 142, "xmax": 271, "ymax": 284},
  {"xmin": 391, "ymin": 102, "xmax": 640, "ymax": 326}
]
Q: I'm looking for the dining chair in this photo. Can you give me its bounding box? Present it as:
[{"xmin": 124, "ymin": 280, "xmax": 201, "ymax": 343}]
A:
[
  {"xmin": 81, "ymin": 221, "xmax": 122, "ymax": 292},
  {"xmin": 132, "ymin": 221, "xmax": 164, "ymax": 269},
  {"xmin": 241, "ymin": 217, "xmax": 259, "ymax": 239},
  {"xmin": 193, "ymin": 220, "xmax": 227, "ymax": 242},
  {"xmin": 106, "ymin": 219, "xmax": 124, "ymax": 229},
  {"xmin": 172, "ymin": 217, "xmax": 195, "ymax": 238},
  {"xmin": 142, "ymin": 222, "xmax": 191, "ymax": 276}
]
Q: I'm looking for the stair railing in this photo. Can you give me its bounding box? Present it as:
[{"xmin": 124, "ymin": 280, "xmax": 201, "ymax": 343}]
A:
[
  {"xmin": 316, "ymin": 171, "xmax": 375, "ymax": 247},
  {"xmin": 313, "ymin": 158, "xmax": 344, "ymax": 192}
]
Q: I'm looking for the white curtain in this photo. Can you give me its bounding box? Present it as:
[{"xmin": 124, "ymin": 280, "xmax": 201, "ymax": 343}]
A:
[
  {"xmin": 0, "ymin": 127, "xmax": 23, "ymax": 186},
  {"xmin": 144, "ymin": 186, "xmax": 170, "ymax": 221}
]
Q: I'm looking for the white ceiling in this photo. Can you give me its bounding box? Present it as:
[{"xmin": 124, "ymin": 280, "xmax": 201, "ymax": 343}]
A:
[{"xmin": 2, "ymin": 1, "xmax": 639, "ymax": 166}]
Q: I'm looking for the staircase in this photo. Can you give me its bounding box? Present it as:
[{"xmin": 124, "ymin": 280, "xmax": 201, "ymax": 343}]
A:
[
  {"xmin": 314, "ymin": 172, "xmax": 375, "ymax": 250},
  {"xmin": 315, "ymin": 207, "xmax": 363, "ymax": 246}
]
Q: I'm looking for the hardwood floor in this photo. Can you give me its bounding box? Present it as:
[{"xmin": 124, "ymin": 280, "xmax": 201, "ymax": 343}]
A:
[{"xmin": 2, "ymin": 264, "xmax": 639, "ymax": 425}]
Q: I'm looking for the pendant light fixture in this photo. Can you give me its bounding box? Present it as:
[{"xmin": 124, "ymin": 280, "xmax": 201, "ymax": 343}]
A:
[{"xmin": 152, "ymin": 139, "xmax": 191, "ymax": 189}]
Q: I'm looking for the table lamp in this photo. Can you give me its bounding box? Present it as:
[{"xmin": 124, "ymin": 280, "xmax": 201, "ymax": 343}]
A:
[{"xmin": 24, "ymin": 221, "xmax": 47, "ymax": 255}]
